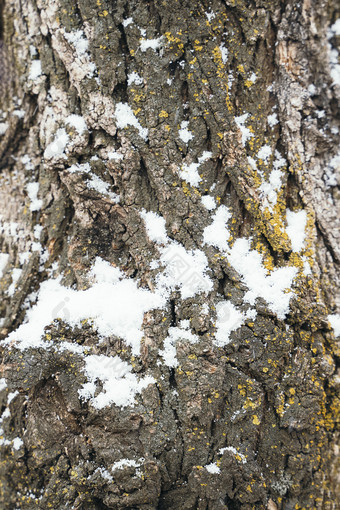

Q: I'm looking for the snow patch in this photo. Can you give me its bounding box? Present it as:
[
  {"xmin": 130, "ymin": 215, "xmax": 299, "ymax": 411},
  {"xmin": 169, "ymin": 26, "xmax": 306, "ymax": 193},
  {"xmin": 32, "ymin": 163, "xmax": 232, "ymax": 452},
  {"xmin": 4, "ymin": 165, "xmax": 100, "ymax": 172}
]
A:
[
  {"xmin": 201, "ymin": 195, "xmax": 216, "ymax": 210},
  {"xmin": 5, "ymin": 258, "xmax": 165, "ymax": 354},
  {"xmin": 64, "ymin": 30, "xmax": 89, "ymax": 55},
  {"xmin": 29, "ymin": 60, "xmax": 42, "ymax": 80},
  {"xmin": 122, "ymin": 17, "xmax": 133, "ymax": 27},
  {"xmin": 12, "ymin": 437, "xmax": 23, "ymax": 450},
  {"xmin": 215, "ymin": 301, "xmax": 256, "ymax": 346},
  {"xmin": 0, "ymin": 254, "xmax": 9, "ymax": 278},
  {"xmin": 140, "ymin": 37, "xmax": 163, "ymax": 52},
  {"xmin": 111, "ymin": 458, "xmax": 144, "ymax": 471},
  {"xmin": 205, "ymin": 462, "xmax": 220, "ymax": 474},
  {"xmin": 203, "ymin": 205, "xmax": 297, "ymax": 318},
  {"xmin": 219, "ymin": 44, "xmax": 228, "ymax": 64},
  {"xmin": 328, "ymin": 314, "xmax": 340, "ymax": 337},
  {"xmin": 324, "ymin": 151, "xmax": 340, "ymax": 187},
  {"xmin": 78, "ymin": 355, "xmax": 154, "ymax": 409},
  {"xmin": 178, "ymin": 121, "xmax": 194, "ymax": 143},
  {"xmin": 160, "ymin": 321, "xmax": 198, "ymax": 367},
  {"xmin": 203, "ymin": 205, "xmax": 231, "ymax": 251},
  {"xmin": 66, "ymin": 114, "xmax": 87, "ymax": 135},
  {"xmin": 26, "ymin": 182, "xmax": 43, "ymax": 211},
  {"xmin": 44, "ymin": 128, "xmax": 69, "ymax": 159},
  {"xmin": 127, "ymin": 72, "xmax": 143, "ymax": 86},
  {"xmin": 228, "ymin": 238, "xmax": 297, "ymax": 318},
  {"xmin": 267, "ymin": 113, "xmax": 278, "ymax": 127},
  {"xmin": 114, "ymin": 102, "xmax": 148, "ymax": 140},
  {"xmin": 86, "ymin": 175, "xmax": 120, "ymax": 202},
  {"xmin": 0, "ymin": 123, "xmax": 8, "ymax": 135},
  {"xmin": 234, "ymin": 114, "xmax": 253, "ymax": 146},
  {"xmin": 179, "ymin": 151, "xmax": 212, "ymax": 187},
  {"xmin": 257, "ymin": 145, "xmax": 272, "ymax": 162},
  {"xmin": 157, "ymin": 242, "xmax": 213, "ymax": 300},
  {"xmin": 8, "ymin": 268, "xmax": 22, "ymax": 297},
  {"xmin": 108, "ymin": 150, "xmax": 124, "ymax": 161},
  {"xmin": 286, "ymin": 209, "xmax": 307, "ymax": 252},
  {"xmin": 141, "ymin": 210, "xmax": 168, "ymax": 245}
]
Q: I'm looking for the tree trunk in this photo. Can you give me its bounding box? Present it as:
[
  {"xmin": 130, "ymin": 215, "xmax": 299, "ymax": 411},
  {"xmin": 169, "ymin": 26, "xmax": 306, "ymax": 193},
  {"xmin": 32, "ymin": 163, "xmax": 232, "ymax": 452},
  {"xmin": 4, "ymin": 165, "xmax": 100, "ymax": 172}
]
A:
[{"xmin": 0, "ymin": 0, "xmax": 339, "ymax": 508}]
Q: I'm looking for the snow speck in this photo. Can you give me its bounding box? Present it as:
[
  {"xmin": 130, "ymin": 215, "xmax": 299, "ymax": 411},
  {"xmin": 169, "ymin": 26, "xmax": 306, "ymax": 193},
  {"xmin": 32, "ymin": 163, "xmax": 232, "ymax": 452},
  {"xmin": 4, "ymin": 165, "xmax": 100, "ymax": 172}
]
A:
[
  {"xmin": 178, "ymin": 121, "xmax": 194, "ymax": 143},
  {"xmin": 12, "ymin": 437, "xmax": 24, "ymax": 450},
  {"xmin": 327, "ymin": 22, "xmax": 340, "ymax": 86},
  {"xmin": 122, "ymin": 17, "xmax": 133, "ymax": 27},
  {"xmin": 267, "ymin": 113, "xmax": 278, "ymax": 127},
  {"xmin": 64, "ymin": 30, "xmax": 89, "ymax": 55},
  {"xmin": 205, "ymin": 11, "xmax": 216, "ymax": 22},
  {"xmin": 127, "ymin": 71, "xmax": 143, "ymax": 86},
  {"xmin": 247, "ymin": 156, "xmax": 257, "ymax": 170},
  {"xmin": 13, "ymin": 110, "xmax": 25, "ymax": 118},
  {"xmin": 34, "ymin": 225, "xmax": 43, "ymax": 240},
  {"xmin": 66, "ymin": 114, "xmax": 87, "ymax": 135},
  {"xmin": 201, "ymin": 195, "xmax": 216, "ymax": 210},
  {"xmin": 111, "ymin": 458, "xmax": 144, "ymax": 471},
  {"xmin": 324, "ymin": 152, "xmax": 340, "ymax": 187},
  {"xmin": 203, "ymin": 205, "xmax": 231, "ymax": 251},
  {"xmin": 219, "ymin": 44, "xmax": 228, "ymax": 64},
  {"xmin": 286, "ymin": 209, "xmax": 307, "ymax": 252},
  {"xmin": 0, "ymin": 378, "xmax": 7, "ymax": 392},
  {"xmin": 328, "ymin": 314, "xmax": 340, "ymax": 337},
  {"xmin": 257, "ymin": 144, "xmax": 272, "ymax": 162},
  {"xmin": 141, "ymin": 210, "xmax": 168, "ymax": 245},
  {"xmin": 159, "ymin": 322, "xmax": 198, "ymax": 367},
  {"xmin": 0, "ymin": 123, "xmax": 8, "ymax": 135},
  {"xmin": 8, "ymin": 268, "xmax": 22, "ymax": 297},
  {"xmin": 140, "ymin": 37, "xmax": 163, "ymax": 52},
  {"xmin": 26, "ymin": 182, "xmax": 43, "ymax": 212},
  {"xmin": 68, "ymin": 162, "xmax": 92, "ymax": 174},
  {"xmin": 29, "ymin": 60, "xmax": 42, "ymax": 80},
  {"xmin": 215, "ymin": 301, "xmax": 254, "ymax": 346},
  {"xmin": 108, "ymin": 150, "xmax": 124, "ymax": 161},
  {"xmin": 179, "ymin": 151, "xmax": 212, "ymax": 187},
  {"xmin": 249, "ymin": 72, "xmax": 257, "ymax": 83},
  {"xmin": 259, "ymin": 169, "xmax": 283, "ymax": 208},
  {"xmin": 308, "ymin": 84, "xmax": 317, "ymax": 96},
  {"xmin": 78, "ymin": 354, "xmax": 154, "ymax": 408},
  {"xmin": 329, "ymin": 19, "xmax": 340, "ymax": 36},
  {"xmin": 114, "ymin": 102, "xmax": 148, "ymax": 140},
  {"xmin": 86, "ymin": 175, "xmax": 120, "ymax": 202},
  {"xmin": 0, "ymin": 254, "xmax": 9, "ymax": 278},
  {"xmin": 234, "ymin": 114, "xmax": 253, "ymax": 147},
  {"xmin": 44, "ymin": 129, "xmax": 69, "ymax": 159},
  {"xmin": 219, "ymin": 446, "xmax": 247, "ymax": 463},
  {"xmin": 157, "ymin": 242, "xmax": 213, "ymax": 300},
  {"xmin": 205, "ymin": 462, "xmax": 220, "ymax": 474}
]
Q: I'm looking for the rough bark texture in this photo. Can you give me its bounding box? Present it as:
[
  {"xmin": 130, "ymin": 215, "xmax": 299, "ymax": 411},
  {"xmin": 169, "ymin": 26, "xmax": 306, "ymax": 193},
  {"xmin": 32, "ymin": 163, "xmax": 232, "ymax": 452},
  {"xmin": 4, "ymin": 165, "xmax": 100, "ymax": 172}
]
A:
[{"xmin": 0, "ymin": 0, "xmax": 339, "ymax": 508}]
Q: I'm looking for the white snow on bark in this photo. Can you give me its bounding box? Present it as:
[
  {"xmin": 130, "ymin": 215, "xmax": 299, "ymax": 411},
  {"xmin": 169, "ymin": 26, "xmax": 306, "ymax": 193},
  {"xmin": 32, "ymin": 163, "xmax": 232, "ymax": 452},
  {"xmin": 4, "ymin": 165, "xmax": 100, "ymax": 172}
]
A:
[
  {"xmin": 286, "ymin": 209, "xmax": 307, "ymax": 252},
  {"xmin": 328, "ymin": 314, "xmax": 340, "ymax": 337},
  {"xmin": 28, "ymin": 60, "xmax": 42, "ymax": 80},
  {"xmin": 114, "ymin": 102, "xmax": 148, "ymax": 140},
  {"xmin": 78, "ymin": 354, "xmax": 154, "ymax": 409}
]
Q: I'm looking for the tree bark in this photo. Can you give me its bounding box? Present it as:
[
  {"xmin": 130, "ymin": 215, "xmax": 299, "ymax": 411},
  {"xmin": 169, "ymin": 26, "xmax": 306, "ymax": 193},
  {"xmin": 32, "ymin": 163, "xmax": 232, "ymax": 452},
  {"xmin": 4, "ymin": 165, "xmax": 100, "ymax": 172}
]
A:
[{"xmin": 0, "ymin": 0, "xmax": 339, "ymax": 508}]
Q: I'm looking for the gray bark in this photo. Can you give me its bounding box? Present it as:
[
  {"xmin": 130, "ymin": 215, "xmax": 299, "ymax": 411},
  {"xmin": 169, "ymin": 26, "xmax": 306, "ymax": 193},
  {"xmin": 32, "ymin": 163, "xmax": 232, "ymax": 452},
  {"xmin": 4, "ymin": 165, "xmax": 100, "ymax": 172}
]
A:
[{"xmin": 0, "ymin": 0, "xmax": 339, "ymax": 508}]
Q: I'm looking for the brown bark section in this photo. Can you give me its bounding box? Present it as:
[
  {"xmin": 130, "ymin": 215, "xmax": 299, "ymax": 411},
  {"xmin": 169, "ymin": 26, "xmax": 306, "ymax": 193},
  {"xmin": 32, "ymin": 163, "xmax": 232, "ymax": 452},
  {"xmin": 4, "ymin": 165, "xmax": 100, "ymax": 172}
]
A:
[{"xmin": 0, "ymin": 0, "xmax": 339, "ymax": 508}]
